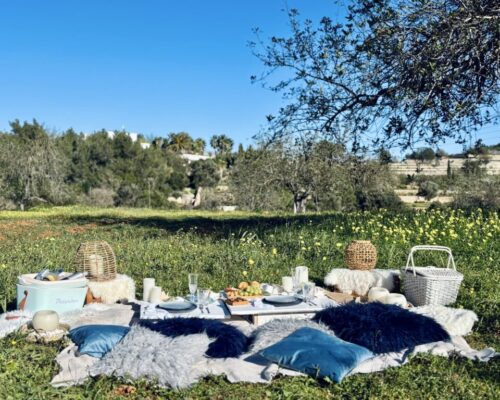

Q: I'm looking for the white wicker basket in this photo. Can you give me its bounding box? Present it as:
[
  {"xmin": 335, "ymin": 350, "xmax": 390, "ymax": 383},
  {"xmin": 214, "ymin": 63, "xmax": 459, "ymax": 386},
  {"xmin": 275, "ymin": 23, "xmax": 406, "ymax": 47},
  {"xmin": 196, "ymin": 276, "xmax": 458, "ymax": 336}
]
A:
[{"xmin": 402, "ymin": 245, "xmax": 463, "ymax": 306}]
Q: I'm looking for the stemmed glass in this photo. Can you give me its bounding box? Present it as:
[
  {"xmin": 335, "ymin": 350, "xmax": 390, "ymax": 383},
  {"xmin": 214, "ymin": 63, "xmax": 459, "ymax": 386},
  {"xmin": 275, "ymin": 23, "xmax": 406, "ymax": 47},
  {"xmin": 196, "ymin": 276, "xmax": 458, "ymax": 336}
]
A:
[
  {"xmin": 188, "ymin": 273, "xmax": 198, "ymax": 302},
  {"xmin": 197, "ymin": 288, "xmax": 211, "ymax": 313}
]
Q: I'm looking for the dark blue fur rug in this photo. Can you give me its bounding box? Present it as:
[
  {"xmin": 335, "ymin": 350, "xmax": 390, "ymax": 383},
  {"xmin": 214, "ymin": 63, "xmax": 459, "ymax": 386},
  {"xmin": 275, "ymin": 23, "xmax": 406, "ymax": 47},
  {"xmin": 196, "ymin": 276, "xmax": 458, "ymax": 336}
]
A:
[
  {"xmin": 313, "ymin": 302, "xmax": 450, "ymax": 354},
  {"xmin": 140, "ymin": 317, "xmax": 249, "ymax": 358}
]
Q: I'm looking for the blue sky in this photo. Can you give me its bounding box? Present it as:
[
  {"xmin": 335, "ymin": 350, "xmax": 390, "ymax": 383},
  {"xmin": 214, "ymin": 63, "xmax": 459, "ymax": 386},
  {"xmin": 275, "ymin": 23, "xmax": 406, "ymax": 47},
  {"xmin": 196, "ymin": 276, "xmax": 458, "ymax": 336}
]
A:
[{"xmin": 0, "ymin": 0, "xmax": 497, "ymax": 154}]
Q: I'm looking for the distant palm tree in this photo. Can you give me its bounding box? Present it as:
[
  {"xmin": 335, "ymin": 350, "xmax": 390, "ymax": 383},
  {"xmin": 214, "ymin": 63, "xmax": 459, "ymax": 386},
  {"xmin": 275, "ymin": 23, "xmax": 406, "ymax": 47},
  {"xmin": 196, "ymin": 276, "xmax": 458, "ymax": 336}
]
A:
[
  {"xmin": 193, "ymin": 138, "xmax": 206, "ymax": 154},
  {"xmin": 166, "ymin": 132, "xmax": 194, "ymax": 153},
  {"xmin": 210, "ymin": 134, "xmax": 233, "ymax": 155}
]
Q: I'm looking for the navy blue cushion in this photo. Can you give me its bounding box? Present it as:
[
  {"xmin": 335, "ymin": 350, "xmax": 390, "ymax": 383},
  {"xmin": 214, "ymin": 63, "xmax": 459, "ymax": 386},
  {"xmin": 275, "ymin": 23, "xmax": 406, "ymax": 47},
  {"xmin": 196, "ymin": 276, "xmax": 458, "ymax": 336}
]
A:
[
  {"xmin": 140, "ymin": 318, "xmax": 249, "ymax": 358},
  {"xmin": 260, "ymin": 327, "xmax": 373, "ymax": 382},
  {"xmin": 69, "ymin": 325, "xmax": 130, "ymax": 358},
  {"xmin": 313, "ymin": 303, "xmax": 450, "ymax": 354}
]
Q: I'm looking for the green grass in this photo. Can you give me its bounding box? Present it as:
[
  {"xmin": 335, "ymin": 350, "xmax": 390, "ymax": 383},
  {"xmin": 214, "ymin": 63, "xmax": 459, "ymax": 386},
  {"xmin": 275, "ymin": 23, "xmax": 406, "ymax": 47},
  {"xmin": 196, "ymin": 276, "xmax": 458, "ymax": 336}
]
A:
[{"xmin": 0, "ymin": 206, "xmax": 498, "ymax": 399}]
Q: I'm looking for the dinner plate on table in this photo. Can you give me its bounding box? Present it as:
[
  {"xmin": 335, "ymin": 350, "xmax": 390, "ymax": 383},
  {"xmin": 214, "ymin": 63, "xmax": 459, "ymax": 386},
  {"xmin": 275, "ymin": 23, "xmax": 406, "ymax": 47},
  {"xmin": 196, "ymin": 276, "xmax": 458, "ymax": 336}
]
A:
[
  {"xmin": 157, "ymin": 301, "xmax": 197, "ymax": 313},
  {"xmin": 263, "ymin": 295, "xmax": 302, "ymax": 307}
]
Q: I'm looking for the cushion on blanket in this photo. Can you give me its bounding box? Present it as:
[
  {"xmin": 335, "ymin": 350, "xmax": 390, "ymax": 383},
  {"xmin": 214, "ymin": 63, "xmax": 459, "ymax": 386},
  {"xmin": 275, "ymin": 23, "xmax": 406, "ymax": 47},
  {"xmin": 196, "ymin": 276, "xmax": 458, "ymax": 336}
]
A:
[
  {"xmin": 140, "ymin": 318, "xmax": 249, "ymax": 358},
  {"xmin": 260, "ymin": 327, "xmax": 373, "ymax": 383},
  {"xmin": 249, "ymin": 318, "xmax": 336, "ymax": 353},
  {"xmin": 313, "ymin": 303, "xmax": 450, "ymax": 353},
  {"xmin": 69, "ymin": 325, "xmax": 130, "ymax": 358}
]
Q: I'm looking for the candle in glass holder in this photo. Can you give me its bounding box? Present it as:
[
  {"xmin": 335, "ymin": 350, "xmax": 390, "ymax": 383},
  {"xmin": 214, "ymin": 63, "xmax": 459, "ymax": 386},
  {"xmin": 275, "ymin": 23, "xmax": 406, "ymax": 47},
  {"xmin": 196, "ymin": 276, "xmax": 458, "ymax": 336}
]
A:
[{"xmin": 295, "ymin": 266, "xmax": 309, "ymax": 284}]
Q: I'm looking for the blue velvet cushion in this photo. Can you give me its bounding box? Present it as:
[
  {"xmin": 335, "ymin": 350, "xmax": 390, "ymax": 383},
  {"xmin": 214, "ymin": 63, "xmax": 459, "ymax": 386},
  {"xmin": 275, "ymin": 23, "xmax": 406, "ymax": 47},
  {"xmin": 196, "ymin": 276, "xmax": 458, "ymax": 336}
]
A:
[
  {"xmin": 313, "ymin": 303, "xmax": 450, "ymax": 354},
  {"xmin": 69, "ymin": 325, "xmax": 130, "ymax": 358},
  {"xmin": 140, "ymin": 318, "xmax": 249, "ymax": 358},
  {"xmin": 260, "ymin": 327, "xmax": 373, "ymax": 383}
]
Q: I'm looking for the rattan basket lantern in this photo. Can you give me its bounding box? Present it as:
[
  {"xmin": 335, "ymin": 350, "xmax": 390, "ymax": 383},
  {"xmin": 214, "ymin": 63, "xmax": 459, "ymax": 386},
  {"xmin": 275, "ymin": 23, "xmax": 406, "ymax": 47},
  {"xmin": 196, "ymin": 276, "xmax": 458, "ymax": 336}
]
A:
[
  {"xmin": 345, "ymin": 240, "xmax": 377, "ymax": 270},
  {"xmin": 75, "ymin": 241, "xmax": 117, "ymax": 281}
]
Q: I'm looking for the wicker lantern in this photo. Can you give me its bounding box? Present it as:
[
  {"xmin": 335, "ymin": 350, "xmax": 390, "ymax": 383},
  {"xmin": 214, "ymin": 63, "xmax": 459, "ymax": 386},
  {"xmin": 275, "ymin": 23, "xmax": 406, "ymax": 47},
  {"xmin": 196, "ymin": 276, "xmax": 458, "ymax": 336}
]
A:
[
  {"xmin": 75, "ymin": 241, "xmax": 117, "ymax": 281},
  {"xmin": 345, "ymin": 240, "xmax": 377, "ymax": 270}
]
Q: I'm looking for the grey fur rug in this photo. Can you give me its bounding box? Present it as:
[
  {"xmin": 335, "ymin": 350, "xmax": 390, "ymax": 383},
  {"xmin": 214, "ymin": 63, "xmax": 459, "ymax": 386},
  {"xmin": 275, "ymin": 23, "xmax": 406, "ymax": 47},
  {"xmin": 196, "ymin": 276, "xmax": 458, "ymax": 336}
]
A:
[
  {"xmin": 90, "ymin": 325, "xmax": 213, "ymax": 388},
  {"xmin": 89, "ymin": 319, "xmax": 324, "ymax": 388}
]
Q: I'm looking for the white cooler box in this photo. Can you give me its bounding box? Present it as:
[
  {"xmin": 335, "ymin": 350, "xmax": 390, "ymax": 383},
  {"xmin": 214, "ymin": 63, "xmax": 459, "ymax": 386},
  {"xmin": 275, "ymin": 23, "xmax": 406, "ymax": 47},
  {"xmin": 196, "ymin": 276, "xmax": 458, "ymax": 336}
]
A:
[{"xmin": 17, "ymin": 274, "xmax": 88, "ymax": 314}]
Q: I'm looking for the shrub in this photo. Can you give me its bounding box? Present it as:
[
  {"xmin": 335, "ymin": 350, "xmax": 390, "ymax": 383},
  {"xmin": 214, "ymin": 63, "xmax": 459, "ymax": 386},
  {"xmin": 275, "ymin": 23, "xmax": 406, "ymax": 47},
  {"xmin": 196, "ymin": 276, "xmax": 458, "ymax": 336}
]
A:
[
  {"xmin": 87, "ymin": 187, "xmax": 116, "ymax": 207},
  {"xmin": 355, "ymin": 189, "xmax": 406, "ymax": 211},
  {"xmin": 0, "ymin": 197, "xmax": 17, "ymax": 210},
  {"xmin": 417, "ymin": 181, "xmax": 439, "ymax": 201}
]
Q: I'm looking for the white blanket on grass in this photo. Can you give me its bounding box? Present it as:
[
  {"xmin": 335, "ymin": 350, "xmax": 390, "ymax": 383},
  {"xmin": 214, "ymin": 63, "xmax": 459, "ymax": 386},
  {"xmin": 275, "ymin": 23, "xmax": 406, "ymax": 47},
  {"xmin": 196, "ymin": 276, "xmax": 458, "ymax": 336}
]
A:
[
  {"xmin": 50, "ymin": 303, "xmax": 497, "ymax": 388},
  {"xmin": 0, "ymin": 303, "xmax": 135, "ymax": 341},
  {"xmin": 51, "ymin": 333, "xmax": 497, "ymax": 388}
]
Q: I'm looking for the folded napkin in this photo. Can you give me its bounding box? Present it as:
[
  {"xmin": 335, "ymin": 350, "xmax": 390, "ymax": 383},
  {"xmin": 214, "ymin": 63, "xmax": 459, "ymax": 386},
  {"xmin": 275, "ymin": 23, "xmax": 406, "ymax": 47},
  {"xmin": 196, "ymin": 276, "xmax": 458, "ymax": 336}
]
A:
[{"xmin": 251, "ymin": 299, "xmax": 275, "ymax": 310}]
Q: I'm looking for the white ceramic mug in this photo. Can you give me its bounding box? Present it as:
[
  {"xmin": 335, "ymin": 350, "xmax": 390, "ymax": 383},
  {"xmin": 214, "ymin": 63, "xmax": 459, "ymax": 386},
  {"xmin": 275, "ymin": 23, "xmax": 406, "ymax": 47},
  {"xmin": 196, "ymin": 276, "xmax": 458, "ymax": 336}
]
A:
[{"xmin": 32, "ymin": 310, "xmax": 59, "ymax": 331}]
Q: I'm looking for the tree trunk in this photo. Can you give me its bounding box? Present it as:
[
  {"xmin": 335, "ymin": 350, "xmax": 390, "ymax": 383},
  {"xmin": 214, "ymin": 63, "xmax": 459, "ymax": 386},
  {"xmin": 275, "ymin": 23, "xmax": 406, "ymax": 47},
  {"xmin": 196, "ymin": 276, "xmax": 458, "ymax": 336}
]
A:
[
  {"xmin": 192, "ymin": 187, "xmax": 203, "ymax": 207},
  {"xmin": 293, "ymin": 193, "xmax": 307, "ymax": 214}
]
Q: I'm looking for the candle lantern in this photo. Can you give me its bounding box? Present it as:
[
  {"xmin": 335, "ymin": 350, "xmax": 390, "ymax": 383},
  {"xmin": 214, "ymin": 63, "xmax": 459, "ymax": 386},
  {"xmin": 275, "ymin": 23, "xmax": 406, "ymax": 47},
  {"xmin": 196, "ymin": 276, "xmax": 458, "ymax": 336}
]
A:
[{"xmin": 75, "ymin": 241, "xmax": 117, "ymax": 281}]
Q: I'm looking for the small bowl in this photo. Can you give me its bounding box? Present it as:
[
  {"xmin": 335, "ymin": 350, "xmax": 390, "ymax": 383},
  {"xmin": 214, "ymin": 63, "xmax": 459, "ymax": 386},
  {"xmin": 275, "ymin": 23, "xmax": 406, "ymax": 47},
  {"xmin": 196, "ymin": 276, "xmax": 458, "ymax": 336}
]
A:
[
  {"xmin": 380, "ymin": 293, "xmax": 407, "ymax": 307},
  {"xmin": 368, "ymin": 287, "xmax": 390, "ymax": 302},
  {"xmin": 32, "ymin": 310, "xmax": 59, "ymax": 332}
]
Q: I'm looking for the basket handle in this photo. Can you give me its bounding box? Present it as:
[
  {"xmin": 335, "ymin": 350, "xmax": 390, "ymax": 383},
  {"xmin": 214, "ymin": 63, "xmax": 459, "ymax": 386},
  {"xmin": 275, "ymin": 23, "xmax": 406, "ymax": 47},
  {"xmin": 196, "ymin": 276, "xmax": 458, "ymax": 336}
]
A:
[{"xmin": 405, "ymin": 245, "xmax": 456, "ymax": 276}]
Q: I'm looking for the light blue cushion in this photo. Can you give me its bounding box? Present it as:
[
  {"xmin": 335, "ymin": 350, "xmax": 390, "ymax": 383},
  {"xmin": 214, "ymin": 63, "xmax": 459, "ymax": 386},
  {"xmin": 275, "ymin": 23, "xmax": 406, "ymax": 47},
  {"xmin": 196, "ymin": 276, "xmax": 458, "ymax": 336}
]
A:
[
  {"xmin": 259, "ymin": 327, "xmax": 373, "ymax": 382},
  {"xmin": 69, "ymin": 325, "xmax": 130, "ymax": 358}
]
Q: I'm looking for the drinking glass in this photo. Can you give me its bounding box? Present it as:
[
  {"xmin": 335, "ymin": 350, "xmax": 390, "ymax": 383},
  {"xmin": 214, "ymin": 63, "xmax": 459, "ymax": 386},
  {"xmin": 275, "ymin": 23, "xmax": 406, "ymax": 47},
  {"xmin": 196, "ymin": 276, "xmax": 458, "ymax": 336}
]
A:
[
  {"xmin": 197, "ymin": 288, "xmax": 211, "ymax": 313},
  {"xmin": 302, "ymin": 282, "xmax": 316, "ymax": 303},
  {"xmin": 290, "ymin": 268, "xmax": 300, "ymax": 294},
  {"xmin": 188, "ymin": 273, "xmax": 198, "ymax": 302}
]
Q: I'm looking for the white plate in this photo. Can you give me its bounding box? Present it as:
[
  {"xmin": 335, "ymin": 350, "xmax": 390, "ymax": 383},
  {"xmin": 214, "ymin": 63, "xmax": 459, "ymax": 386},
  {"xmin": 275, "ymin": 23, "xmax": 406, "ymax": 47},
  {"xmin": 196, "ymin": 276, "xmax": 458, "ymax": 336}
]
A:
[
  {"xmin": 158, "ymin": 301, "xmax": 195, "ymax": 311},
  {"xmin": 263, "ymin": 295, "xmax": 299, "ymax": 304}
]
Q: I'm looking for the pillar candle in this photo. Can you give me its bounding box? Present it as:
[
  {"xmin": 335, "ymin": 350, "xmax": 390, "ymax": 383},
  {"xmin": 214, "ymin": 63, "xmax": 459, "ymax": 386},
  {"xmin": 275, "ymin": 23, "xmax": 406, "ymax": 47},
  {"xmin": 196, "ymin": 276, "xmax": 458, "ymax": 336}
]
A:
[
  {"xmin": 282, "ymin": 276, "xmax": 294, "ymax": 292},
  {"xmin": 149, "ymin": 286, "xmax": 162, "ymax": 304},
  {"xmin": 143, "ymin": 278, "xmax": 155, "ymax": 302},
  {"xmin": 88, "ymin": 254, "xmax": 104, "ymax": 277}
]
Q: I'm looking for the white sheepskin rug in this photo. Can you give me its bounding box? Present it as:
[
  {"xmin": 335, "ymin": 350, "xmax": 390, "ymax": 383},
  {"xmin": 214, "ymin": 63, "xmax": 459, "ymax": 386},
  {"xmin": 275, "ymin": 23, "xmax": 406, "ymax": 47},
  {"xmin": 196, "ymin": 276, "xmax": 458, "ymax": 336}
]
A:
[
  {"xmin": 91, "ymin": 325, "xmax": 212, "ymax": 389},
  {"xmin": 324, "ymin": 268, "xmax": 399, "ymax": 296},
  {"xmin": 411, "ymin": 305, "xmax": 478, "ymax": 337},
  {"xmin": 87, "ymin": 274, "xmax": 136, "ymax": 304}
]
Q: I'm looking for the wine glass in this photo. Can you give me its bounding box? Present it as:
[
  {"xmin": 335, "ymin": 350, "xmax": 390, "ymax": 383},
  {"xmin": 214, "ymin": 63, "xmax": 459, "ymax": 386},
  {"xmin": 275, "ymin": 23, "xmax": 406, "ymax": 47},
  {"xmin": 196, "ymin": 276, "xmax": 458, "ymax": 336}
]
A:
[
  {"xmin": 197, "ymin": 288, "xmax": 211, "ymax": 313},
  {"xmin": 188, "ymin": 273, "xmax": 198, "ymax": 302}
]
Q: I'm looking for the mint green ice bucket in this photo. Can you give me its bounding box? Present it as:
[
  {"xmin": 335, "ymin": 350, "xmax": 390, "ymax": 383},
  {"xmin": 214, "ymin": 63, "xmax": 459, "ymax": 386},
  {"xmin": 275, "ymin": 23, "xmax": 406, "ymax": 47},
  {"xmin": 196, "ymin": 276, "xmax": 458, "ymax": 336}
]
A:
[{"xmin": 17, "ymin": 284, "xmax": 87, "ymax": 314}]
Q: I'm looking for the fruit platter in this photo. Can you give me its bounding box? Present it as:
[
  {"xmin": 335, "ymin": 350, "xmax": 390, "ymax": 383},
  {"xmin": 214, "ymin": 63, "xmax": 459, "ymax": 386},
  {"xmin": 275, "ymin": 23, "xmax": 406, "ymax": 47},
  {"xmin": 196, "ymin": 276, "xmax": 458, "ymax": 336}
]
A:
[{"xmin": 224, "ymin": 281, "xmax": 264, "ymax": 306}]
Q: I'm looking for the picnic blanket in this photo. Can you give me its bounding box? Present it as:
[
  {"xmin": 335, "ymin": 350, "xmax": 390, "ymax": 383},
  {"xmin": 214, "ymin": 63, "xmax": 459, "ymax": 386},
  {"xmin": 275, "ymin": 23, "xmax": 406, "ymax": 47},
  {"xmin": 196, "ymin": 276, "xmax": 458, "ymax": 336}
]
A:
[{"xmin": 49, "ymin": 303, "xmax": 497, "ymax": 389}]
